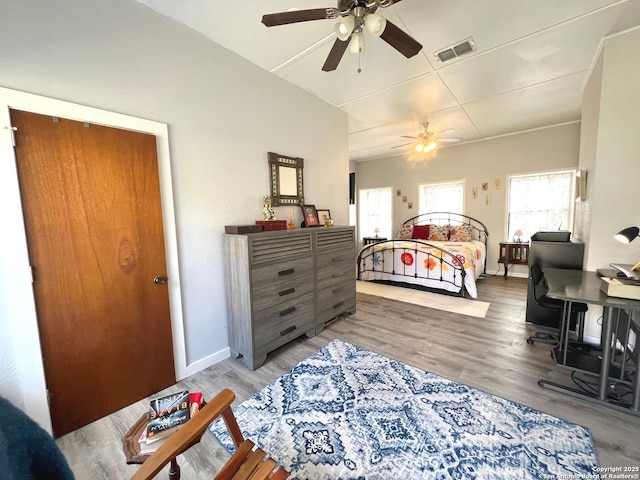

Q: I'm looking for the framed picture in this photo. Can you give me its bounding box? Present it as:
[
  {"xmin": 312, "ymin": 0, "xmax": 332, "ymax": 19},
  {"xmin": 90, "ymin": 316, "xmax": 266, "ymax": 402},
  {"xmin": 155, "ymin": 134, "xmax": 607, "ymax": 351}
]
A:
[
  {"xmin": 316, "ymin": 209, "xmax": 331, "ymax": 223},
  {"xmin": 301, "ymin": 204, "xmax": 320, "ymax": 227}
]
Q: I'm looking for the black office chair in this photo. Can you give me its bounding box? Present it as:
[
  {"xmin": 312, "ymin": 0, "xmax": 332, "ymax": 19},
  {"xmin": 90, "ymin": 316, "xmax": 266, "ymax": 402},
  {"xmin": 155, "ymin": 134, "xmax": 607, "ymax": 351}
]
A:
[{"xmin": 526, "ymin": 263, "xmax": 588, "ymax": 347}]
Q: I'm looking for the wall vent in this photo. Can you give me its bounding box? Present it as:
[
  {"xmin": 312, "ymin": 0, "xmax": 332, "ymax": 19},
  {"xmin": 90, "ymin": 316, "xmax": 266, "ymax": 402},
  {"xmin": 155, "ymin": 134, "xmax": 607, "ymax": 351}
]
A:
[{"xmin": 435, "ymin": 37, "xmax": 476, "ymax": 63}]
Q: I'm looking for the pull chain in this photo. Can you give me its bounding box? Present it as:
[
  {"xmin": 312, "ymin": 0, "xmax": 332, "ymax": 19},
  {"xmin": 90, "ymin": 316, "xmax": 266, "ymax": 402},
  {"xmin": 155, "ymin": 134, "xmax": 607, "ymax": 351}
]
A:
[{"xmin": 357, "ymin": 51, "xmax": 362, "ymax": 73}]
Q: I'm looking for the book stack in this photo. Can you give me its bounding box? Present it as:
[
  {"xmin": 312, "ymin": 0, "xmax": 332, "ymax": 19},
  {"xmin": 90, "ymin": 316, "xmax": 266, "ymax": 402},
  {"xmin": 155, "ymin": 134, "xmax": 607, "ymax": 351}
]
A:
[{"xmin": 138, "ymin": 390, "xmax": 205, "ymax": 455}]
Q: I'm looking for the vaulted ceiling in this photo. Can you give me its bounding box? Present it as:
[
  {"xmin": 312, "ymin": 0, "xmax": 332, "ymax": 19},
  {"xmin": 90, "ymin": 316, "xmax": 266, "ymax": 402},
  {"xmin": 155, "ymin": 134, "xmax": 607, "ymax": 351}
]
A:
[{"xmin": 138, "ymin": 0, "xmax": 640, "ymax": 161}]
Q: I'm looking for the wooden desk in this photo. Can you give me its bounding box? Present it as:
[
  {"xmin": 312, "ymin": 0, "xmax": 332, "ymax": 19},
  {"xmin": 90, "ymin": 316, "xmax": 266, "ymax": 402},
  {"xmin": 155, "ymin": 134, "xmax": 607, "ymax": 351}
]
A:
[
  {"xmin": 362, "ymin": 236, "xmax": 387, "ymax": 246},
  {"xmin": 498, "ymin": 242, "xmax": 530, "ymax": 278},
  {"xmin": 541, "ymin": 268, "xmax": 640, "ymax": 415}
]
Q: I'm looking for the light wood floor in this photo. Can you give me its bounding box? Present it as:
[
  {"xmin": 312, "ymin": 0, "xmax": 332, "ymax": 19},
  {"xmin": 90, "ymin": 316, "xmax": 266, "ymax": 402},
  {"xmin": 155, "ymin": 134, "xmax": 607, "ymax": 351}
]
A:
[{"xmin": 56, "ymin": 275, "xmax": 640, "ymax": 479}]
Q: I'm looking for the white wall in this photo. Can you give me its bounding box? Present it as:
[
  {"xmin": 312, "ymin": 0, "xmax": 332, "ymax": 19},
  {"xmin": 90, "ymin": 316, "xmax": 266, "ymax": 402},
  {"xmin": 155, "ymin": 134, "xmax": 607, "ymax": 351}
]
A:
[
  {"xmin": 580, "ymin": 28, "xmax": 640, "ymax": 271},
  {"xmin": 0, "ymin": 0, "xmax": 348, "ymax": 430},
  {"xmin": 355, "ymin": 123, "xmax": 581, "ymax": 274},
  {"xmin": 577, "ymin": 27, "xmax": 640, "ymax": 341}
]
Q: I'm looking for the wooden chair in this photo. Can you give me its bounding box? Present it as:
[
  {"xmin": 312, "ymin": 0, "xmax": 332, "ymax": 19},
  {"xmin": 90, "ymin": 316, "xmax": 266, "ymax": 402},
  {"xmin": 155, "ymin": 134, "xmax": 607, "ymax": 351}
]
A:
[{"xmin": 130, "ymin": 389, "xmax": 289, "ymax": 480}]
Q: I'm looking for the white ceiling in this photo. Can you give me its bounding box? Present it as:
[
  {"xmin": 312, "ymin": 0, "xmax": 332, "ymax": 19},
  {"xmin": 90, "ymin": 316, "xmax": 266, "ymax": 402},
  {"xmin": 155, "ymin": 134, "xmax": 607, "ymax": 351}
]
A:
[{"xmin": 138, "ymin": 0, "xmax": 640, "ymax": 161}]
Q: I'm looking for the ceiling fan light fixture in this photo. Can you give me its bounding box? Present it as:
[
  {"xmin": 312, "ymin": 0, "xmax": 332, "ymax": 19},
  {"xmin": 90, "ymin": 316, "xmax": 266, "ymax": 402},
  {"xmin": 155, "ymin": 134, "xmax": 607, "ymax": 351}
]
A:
[
  {"xmin": 425, "ymin": 141, "xmax": 437, "ymax": 152},
  {"xmin": 415, "ymin": 143, "xmax": 424, "ymax": 153},
  {"xmin": 350, "ymin": 31, "xmax": 365, "ymax": 54},
  {"xmin": 364, "ymin": 13, "xmax": 386, "ymax": 37},
  {"xmin": 335, "ymin": 16, "xmax": 355, "ymax": 41}
]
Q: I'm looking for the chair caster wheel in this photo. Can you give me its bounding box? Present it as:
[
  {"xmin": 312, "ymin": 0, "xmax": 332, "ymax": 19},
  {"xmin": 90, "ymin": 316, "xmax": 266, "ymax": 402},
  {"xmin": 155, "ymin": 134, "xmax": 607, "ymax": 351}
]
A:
[{"xmin": 527, "ymin": 338, "xmax": 533, "ymax": 345}]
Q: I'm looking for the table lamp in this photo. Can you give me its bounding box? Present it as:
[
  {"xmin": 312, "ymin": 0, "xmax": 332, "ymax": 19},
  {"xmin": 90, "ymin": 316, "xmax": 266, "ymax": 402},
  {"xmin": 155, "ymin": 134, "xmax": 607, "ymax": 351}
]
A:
[
  {"xmin": 613, "ymin": 226, "xmax": 640, "ymax": 273},
  {"xmin": 513, "ymin": 229, "xmax": 524, "ymax": 243},
  {"xmin": 374, "ymin": 227, "xmax": 380, "ymax": 238}
]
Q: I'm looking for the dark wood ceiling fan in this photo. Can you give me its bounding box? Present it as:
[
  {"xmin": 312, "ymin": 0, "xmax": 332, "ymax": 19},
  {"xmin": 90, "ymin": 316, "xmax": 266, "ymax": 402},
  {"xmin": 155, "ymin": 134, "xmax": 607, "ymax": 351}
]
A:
[{"xmin": 262, "ymin": 0, "xmax": 422, "ymax": 72}]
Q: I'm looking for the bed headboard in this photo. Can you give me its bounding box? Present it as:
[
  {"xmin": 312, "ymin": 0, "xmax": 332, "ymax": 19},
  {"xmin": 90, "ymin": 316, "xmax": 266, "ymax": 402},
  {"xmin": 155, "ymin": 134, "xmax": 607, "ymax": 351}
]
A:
[{"xmin": 401, "ymin": 212, "xmax": 489, "ymax": 246}]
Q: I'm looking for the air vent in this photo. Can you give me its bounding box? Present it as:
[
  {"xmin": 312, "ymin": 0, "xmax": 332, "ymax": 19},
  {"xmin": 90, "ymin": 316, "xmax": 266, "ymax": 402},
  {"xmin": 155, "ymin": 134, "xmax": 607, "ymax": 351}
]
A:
[{"xmin": 435, "ymin": 37, "xmax": 476, "ymax": 63}]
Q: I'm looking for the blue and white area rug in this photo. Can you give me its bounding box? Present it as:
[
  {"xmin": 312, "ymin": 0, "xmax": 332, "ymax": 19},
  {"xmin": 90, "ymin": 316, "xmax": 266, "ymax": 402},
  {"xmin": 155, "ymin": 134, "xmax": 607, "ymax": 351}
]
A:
[{"xmin": 209, "ymin": 339, "xmax": 599, "ymax": 479}]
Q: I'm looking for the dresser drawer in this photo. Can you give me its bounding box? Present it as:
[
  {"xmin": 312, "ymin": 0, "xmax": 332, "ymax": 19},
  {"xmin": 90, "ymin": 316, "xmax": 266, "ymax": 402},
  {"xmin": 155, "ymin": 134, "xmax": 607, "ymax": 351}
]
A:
[
  {"xmin": 317, "ymin": 277, "xmax": 354, "ymax": 303},
  {"xmin": 252, "ymin": 274, "xmax": 313, "ymax": 312},
  {"xmin": 316, "ymin": 262, "xmax": 355, "ymax": 291},
  {"xmin": 317, "ymin": 291, "xmax": 356, "ymax": 324},
  {"xmin": 253, "ymin": 291, "xmax": 315, "ymax": 334},
  {"xmin": 251, "ymin": 256, "xmax": 313, "ymax": 288},
  {"xmin": 254, "ymin": 312, "xmax": 315, "ymax": 358},
  {"xmin": 316, "ymin": 249, "xmax": 354, "ymax": 270}
]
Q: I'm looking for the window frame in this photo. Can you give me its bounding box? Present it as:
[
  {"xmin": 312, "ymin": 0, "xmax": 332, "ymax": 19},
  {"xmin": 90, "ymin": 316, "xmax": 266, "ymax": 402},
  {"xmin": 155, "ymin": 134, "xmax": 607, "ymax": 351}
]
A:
[
  {"xmin": 358, "ymin": 186, "xmax": 393, "ymax": 240},
  {"xmin": 505, "ymin": 169, "xmax": 577, "ymax": 242},
  {"xmin": 418, "ymin": 179, "xmax": 465, "ymax": 218}
]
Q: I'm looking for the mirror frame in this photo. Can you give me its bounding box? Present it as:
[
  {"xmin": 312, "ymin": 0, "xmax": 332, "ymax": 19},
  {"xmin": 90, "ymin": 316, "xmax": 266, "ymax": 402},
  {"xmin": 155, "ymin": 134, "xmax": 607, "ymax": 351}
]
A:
[{"xmin": 268, "ymin": 152, "xmax": 304, "ymax": 206}]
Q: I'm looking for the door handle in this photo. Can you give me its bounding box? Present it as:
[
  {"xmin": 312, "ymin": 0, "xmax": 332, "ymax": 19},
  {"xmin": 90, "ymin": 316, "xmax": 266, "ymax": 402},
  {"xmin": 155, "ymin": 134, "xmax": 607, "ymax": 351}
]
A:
[{"xmin": 154, "ymin": 276, "xmax": 168, "ymax": 285}]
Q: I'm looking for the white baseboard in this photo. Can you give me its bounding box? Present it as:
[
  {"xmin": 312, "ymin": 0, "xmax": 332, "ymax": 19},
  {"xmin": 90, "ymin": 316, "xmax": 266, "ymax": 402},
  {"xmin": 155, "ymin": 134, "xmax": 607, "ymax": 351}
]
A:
[{"xmin": 179, "ymin": 347, "xmax": 230, "ymax": 380}]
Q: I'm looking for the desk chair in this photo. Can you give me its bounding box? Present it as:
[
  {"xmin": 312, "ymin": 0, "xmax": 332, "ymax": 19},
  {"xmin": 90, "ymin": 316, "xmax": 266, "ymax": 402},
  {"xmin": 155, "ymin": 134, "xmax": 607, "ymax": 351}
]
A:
[
  {"xmin": 130, "ymin": 389, "xmax": 289, "ymax": 480},
  {"xmin": 526, "ymin": 263, "xmax": 588, "ymax": 347}
]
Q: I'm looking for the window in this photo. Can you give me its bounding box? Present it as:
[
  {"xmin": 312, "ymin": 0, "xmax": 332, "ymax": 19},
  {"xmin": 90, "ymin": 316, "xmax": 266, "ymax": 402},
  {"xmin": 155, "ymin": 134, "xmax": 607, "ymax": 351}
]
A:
[
  {"xmin": 359, "ymin": 187, "xmax": 392, "ymax": 239},
  {"xmin": 418, "ymin": 181, "xmax": 464, "ymax": 219},
  {"xmin": 507, "ymin": 170, "xmax": 575, "ymax": 241}
]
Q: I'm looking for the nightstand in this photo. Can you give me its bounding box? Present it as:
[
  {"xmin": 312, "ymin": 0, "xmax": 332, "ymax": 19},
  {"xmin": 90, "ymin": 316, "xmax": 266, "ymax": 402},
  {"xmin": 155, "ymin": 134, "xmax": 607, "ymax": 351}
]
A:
[
  {"xmin": 498, "ymin": 242, "xmax": 530, "ymax": 278},
  {"xmin": 363, "ymin": 236, "xmax": 387, "ymax": 246}
]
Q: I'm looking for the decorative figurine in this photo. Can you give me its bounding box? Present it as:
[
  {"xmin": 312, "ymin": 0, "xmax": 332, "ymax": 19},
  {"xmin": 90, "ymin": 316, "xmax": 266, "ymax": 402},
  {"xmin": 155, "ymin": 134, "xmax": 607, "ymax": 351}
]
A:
[{"xmin": 262, "ymin": 195, "xmax": 276, "ymax": 221}]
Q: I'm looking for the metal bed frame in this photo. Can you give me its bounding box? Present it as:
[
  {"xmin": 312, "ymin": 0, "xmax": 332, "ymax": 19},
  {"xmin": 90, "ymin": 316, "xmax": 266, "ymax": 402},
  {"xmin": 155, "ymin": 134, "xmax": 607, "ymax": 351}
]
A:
[{"xmin": 356, "ymin": 212, "xmax": 489, "ymax": 298}]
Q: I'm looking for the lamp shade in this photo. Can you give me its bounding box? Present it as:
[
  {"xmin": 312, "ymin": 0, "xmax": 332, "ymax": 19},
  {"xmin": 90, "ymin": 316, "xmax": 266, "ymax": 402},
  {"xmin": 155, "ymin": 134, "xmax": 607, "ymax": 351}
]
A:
[
  {"xmin": 335, "ymin": 16, "xmax": 355, "ymax": 41},
  {"xmin": 514, "ymin": 229, "xmax": 524, "ymax": 236},
  {"xmin": 350, "ymin": 31, "xmax": 365, "ymax": 53},
  {"xmin": 364, "ymin": 13, "xmax": 387, "ymax": 37},
  {"xmin": 615, "ymin": 226, "xmax": 640, "ymax": 244}
]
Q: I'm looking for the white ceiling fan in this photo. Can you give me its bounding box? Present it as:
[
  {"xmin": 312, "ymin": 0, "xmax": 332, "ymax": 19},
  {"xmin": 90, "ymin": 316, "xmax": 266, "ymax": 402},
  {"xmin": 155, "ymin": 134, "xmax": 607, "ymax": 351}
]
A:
[{"xmin": 393, "ymin": 122, "xmax": 462, "ymax": 152}]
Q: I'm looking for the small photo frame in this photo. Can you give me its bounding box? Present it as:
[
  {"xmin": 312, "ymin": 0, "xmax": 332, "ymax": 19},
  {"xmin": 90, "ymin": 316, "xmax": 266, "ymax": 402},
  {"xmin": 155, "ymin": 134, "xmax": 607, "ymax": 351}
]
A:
[
  {"xmin": 301, "ymin": 204, "xmax": 320, "ymax": 227},
  {"xmin": 482, "ymin": 182, "xmax": 489, "ymax": 191},
  {"xmin": 472, "ymin": 187, "xmax": 478, "ymax": 199},
  {"xmin": 494, "ymin": 177, "xmax": 501, "ymax": 190},
  {"xmin": 485, "ymin": 193, "xmax": 491, "ymax": 206},
  {"xmin": 316, "ymin": 209, "xmax": 331, "ymax": 223},
  {"xmin": 408, "ymin": 202, "xmax": 413, "ymax": 209}
]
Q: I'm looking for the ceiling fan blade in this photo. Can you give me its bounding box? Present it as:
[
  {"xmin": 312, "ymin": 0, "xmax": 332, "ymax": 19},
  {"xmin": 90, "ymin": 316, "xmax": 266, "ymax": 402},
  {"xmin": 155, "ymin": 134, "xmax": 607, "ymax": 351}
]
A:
[
  {"xmin": 392, "ymin": 142, "xmax": 415, "ymax": 149},
  {"xmin": 437, "ymin": 128, "xmax": 456, "ymax": 136},
  {"xmin": 379, "ymin": 21, "xmax": 422, "ymax": 58},
  {"xmin": 438, "ymin": 137, "xmax": 462, "ymax": 143},
  {"xmin": 262, "ymin": 8, "xmax": 339, "ymax": 27},
  {"xmin": 401, "ymin": 135, "xmax": 418, "ymax": 139},
  {"xmin": 322, "ymin": 38, "xmax": 350, "ymax": 72}
]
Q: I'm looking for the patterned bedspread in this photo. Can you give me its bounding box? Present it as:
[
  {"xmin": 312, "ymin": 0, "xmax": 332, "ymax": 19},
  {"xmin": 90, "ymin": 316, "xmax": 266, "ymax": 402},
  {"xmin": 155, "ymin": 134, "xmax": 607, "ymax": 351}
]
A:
[{"xmin": 357, "ymin": 240, "xmax": 486, "ymax": 298}]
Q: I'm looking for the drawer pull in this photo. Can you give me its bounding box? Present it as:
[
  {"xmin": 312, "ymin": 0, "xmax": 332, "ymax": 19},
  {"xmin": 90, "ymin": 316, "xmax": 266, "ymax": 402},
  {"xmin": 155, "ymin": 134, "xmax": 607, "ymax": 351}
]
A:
[
  {"xmin": 278, "ymin": 268, "xmax": 295, "ymax": 276},
  {"xmin": 332, "ymin": 272, "xmax": 344, "ymax": 278},
  {"xmin": 333, "ymin": 301, "xmax": 344, "ymax": 309},
  {"xmin": 279, "ymin": 287, "xmax": 296, "ymax": 297},
  {"xmin": 280, "ymin": 325, "xmax": 297, "ymax": 336},
  {"xmin": 332, "ymin": 286, "xmax": 344, "ymax": 294},
  {"xmin": 279, "ymin": 306, "xmax": 296, "ymax": 317}
]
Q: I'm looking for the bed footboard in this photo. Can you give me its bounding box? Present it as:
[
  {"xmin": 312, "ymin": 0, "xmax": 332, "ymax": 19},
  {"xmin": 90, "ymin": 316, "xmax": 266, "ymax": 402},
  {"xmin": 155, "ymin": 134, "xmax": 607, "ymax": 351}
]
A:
[{"xmin": 356, "ymin": 240, "xmax": 468, "ymax": 297}]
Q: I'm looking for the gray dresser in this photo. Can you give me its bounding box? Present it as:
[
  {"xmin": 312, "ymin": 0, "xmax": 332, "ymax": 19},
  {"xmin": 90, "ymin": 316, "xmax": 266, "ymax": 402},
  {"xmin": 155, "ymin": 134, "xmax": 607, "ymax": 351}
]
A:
[{"xmin": 224, "ymin": 226, "xmax": 356, "ymax": 369}]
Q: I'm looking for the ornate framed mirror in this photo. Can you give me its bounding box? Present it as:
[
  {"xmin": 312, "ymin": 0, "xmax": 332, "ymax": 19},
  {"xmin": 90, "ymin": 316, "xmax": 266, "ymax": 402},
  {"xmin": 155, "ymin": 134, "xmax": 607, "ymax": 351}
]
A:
[{"xmin": 268, "ymin": 152, "xmax": 304, "ymax": 206}]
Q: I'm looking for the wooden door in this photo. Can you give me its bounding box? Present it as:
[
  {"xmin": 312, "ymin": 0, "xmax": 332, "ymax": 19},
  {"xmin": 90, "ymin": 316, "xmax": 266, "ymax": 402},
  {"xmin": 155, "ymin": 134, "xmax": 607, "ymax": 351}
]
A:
[{"xmin": 11, "ymin": 109, "xmax": 176, "ymax": 437}]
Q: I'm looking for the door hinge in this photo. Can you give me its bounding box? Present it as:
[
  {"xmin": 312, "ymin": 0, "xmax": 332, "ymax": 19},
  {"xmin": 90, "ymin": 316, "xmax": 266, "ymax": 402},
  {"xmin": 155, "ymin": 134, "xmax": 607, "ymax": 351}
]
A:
[
  {"xmin": 46, "ymin": 389, "xmax": 51, "ymax": 406},
  {"xmin": 4, "ymin": 125, "xmax": 17, "ymax": 147},
  {"xmin": 28, "ymin": 265, "xmax": 34, "ymax": 283}
]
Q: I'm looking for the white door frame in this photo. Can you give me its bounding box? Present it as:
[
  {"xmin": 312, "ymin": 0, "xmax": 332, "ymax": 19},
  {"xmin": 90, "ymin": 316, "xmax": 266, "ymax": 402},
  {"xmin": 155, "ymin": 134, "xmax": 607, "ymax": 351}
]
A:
[{"xmin": 0, "ymin": 87, "xmax": 187, "ymax": 433}]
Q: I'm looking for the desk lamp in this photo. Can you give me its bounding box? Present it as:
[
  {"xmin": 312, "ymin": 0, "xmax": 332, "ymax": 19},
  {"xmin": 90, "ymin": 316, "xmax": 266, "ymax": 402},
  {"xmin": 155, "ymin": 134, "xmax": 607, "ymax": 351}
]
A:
[{"xmin": 612, "ymin": 226, "xmax": 640, "ymax": 275}]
